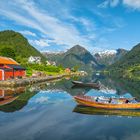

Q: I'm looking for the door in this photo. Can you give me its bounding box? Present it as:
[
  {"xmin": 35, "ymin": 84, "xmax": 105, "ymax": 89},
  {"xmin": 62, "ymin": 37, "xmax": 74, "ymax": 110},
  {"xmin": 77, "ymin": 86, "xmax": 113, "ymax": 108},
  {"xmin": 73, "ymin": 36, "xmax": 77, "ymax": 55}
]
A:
[{"xmin": 0, "ymin": 70, "xmax": 4, "ymax": 80}]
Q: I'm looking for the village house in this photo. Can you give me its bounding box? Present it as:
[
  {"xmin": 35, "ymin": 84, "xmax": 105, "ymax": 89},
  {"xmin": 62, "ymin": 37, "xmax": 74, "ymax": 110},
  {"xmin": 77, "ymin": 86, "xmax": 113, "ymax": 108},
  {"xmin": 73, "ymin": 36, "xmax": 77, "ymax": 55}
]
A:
[
  {"xmin": 28, "ymin": 56, "xmax": 41, "ymax": 64},
  {"xmin": 65, "ymin": 68, "xmax": 71, "ymax": 73},
  {"xmin": 0, "ymin": 57, "xmax": 26, "ymax": 80},
  {"xmin": 46, "ymin": 60, "xmax": 56, "ymax": 66}
]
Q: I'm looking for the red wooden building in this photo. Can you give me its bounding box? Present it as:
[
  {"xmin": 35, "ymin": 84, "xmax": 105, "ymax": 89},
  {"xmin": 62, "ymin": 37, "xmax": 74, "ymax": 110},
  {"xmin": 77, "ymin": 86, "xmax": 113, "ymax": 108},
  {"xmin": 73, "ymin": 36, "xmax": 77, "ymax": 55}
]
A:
[{"xmin": 0, "ymin": 57, "xmax": 26, "ymax": 80}]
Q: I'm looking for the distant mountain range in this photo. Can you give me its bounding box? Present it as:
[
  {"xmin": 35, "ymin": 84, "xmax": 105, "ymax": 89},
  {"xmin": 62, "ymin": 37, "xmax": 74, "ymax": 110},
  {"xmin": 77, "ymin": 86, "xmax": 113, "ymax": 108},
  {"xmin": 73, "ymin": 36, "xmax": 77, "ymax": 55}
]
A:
[
  {"xmin": 44, "ymin": 45, "xmax": 103, "ymax": 71},
  {"xmin": 94, "ymin": 49, "xmax": 128, "ymax": 66},
  {"xmin": 43, "ymin": 45, "xmax": 128, "ymax": 71},
  {"xmin": 1, "ymin": 30, "xmax": 140, "ymax": 75}
]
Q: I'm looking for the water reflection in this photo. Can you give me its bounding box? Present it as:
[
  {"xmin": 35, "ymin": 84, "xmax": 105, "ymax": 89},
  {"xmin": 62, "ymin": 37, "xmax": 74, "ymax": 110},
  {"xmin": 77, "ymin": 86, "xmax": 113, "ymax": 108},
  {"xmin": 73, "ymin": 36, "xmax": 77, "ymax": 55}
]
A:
[
  {"xmin": 0, "ymin": 76, "xmax": 140, "ymax": 140},
  {"xmin": 0, "ymin": 87, "xmax": 37, "ymax": 112},
  {"xmin": 73, "ymin": 105, "xmax": 140, "ymax": 117},
  {"xmin": 0, "ymin": 87, "xmax": 25, "ymax": 107},
  {"xmin": 0, "ymin": 75, "xmax": 140, "ymax": 113}
]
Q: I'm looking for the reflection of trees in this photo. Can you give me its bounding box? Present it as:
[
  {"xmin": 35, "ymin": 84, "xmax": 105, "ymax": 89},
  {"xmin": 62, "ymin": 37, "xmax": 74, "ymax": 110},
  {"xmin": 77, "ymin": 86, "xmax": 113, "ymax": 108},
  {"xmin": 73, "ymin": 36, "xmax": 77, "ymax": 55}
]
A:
[
  {"xmin": 45, "ymin": 78, "xmax": 92, "ymax": 96},
  {"xmin": 98, "ymin": 77, "xmax": 127, "ymax": 95},
  {"xmin": 0, "ymin": 88, "xmax": 37, "ymax": 113},
  {"xmin": 0, "ymin": 77, "xmax": 94, "ymax": 113},
  {"xmin": 0, "ymin": 87, "xmax": 26, "ymax": 107},
  {"xmin": 110, "ymin": 77, "xmax": 140, "ymax": 99},
  {"xmin": 98, "ymin": 76, "xmax": 140, "ymax": 99},
  {"xmin": 1, "ymin": 74, "xmax": 140, "ymax": 113}
]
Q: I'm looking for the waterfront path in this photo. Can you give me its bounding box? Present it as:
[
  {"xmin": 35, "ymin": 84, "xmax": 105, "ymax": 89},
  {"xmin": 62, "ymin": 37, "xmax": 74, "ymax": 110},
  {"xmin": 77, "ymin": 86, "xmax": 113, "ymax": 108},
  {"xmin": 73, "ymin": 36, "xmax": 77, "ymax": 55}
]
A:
[{"xmin": 0, "ymin": 72, "xmax": 85, "ymax": 87}]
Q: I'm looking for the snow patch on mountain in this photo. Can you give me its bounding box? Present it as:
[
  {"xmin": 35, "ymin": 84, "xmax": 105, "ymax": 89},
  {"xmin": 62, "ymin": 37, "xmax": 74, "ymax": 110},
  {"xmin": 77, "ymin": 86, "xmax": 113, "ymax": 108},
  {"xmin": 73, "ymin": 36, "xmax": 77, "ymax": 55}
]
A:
[{"xmin": 97, "ymin": 50, "xmax": 117, "ymax": 57}]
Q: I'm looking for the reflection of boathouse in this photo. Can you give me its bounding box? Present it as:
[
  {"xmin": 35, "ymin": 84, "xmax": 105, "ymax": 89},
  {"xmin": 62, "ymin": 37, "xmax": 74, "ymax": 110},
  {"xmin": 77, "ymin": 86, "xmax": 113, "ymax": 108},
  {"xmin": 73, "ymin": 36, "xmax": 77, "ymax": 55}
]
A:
[
  {"xmin": 0, "ymin": 57, "xmax": 26, "ymax": 80},
  {"xmin": 0, "ymin": 87, "xmax": 26, "ymax": 106},
  {"xmin": 0, "ymin": 87, "xmax": 36, "ymax": 113}
]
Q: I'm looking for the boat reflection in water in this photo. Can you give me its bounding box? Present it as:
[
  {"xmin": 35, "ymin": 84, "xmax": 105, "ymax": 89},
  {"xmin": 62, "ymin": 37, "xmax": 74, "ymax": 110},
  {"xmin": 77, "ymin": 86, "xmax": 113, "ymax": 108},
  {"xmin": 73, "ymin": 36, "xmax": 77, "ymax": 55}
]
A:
[
  {"xmin": 0, "ymin": 87, "xmax": 26, "ymax": 106},
  {"xmin": 73, "ymin": 105, "xmax": 140, "ymax": 117}
]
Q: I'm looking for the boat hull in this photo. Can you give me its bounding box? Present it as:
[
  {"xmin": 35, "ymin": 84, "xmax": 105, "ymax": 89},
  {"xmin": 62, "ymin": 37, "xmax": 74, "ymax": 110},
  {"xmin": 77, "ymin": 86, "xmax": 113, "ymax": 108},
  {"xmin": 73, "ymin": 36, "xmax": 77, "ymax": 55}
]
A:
[
  {"xmin": 73, "ymin": 105, "xmax": 140, "ymax": 117},
  {"xmin": 74, "ymin": 96, "xmax": 140, "ymax": 110},
  {"xmin": 72, "ymin": 81, "xmax": 100, "ymax": 89}
]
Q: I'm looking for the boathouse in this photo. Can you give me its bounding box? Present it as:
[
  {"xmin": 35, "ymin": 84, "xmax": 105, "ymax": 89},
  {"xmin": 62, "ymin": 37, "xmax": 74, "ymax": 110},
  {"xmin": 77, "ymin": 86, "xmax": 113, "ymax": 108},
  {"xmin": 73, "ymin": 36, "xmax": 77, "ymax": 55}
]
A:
[{"xmin": 0, "ymin": 57, "xmax": 26, "ymax": 80}]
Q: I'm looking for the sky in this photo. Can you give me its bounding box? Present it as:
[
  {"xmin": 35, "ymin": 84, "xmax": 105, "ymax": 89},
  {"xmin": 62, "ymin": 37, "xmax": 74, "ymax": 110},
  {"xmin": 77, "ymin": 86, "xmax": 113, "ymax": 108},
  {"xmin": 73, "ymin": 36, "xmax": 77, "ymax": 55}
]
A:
[{"xmin": 0, "ymin": 0, "xmax": 140, "ymax": 53}]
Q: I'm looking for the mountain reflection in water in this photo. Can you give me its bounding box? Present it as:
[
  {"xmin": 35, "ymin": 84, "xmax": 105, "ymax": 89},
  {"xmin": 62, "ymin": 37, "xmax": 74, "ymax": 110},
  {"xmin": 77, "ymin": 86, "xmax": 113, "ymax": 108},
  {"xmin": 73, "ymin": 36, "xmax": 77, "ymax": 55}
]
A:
[
  {"xmin": 0, "ymin": 76, "xmax": 140, "ymax": 140},
  {"xmin": 0, "ymin": 76, "xmax": 140, "ymax": 112}
]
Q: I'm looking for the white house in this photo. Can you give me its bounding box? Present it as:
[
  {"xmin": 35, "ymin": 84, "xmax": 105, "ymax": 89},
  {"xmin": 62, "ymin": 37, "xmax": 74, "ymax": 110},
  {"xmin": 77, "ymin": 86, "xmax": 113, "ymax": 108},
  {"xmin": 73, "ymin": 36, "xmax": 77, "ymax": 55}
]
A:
[
  {"xmin": 46, "ymin": 60, "xmax": 56, "ymax": 66},
  {"xmin": 28, "ymin": 56, "xmax": 41, "ymax": 64}
]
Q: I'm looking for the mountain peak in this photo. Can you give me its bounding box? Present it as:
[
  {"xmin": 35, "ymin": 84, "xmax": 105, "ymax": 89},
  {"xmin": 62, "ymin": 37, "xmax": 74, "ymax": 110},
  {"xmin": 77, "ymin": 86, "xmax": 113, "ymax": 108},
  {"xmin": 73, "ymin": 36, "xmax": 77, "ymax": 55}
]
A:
[
  {"xmin": 69, "ymin": 45, "xmax": 87, "ymax": 52},
  {"xmin": 116, "ymin": 48, "xmax": 128, "ymax": 55},
  {"xmin": 44, "ymin": 44, "xmax": 101, "ymax": 71}
]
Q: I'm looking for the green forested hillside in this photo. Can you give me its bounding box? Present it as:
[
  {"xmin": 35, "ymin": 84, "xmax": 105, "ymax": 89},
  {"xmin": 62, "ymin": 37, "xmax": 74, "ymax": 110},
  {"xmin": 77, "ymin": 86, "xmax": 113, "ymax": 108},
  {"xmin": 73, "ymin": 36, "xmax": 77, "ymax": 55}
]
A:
[
  {"xmin": 110, "ymin": 44, "xmax": 140, "ymax": 69},
  {"xmin": 0, "ymin": 30, "xmax": 46, "ymax": 63},
  {"xmin": 108, "ymin": 43, "xmax": 140, "ymax": 79}
]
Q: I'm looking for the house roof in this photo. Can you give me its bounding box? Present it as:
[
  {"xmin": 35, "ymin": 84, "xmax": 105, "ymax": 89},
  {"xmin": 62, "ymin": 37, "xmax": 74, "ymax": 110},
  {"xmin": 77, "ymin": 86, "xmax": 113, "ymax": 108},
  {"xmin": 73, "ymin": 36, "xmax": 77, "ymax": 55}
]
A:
[
  {"xmin": 7, "ymin": 64, "xmax": 26, "ymax": 70},
  {"xmin": 0, "ymin": 68, "xmax": 12, "ymax": 71},
  {"xmin": 0, "ymin": 57, "xmax": 19, "ymax": 65}
]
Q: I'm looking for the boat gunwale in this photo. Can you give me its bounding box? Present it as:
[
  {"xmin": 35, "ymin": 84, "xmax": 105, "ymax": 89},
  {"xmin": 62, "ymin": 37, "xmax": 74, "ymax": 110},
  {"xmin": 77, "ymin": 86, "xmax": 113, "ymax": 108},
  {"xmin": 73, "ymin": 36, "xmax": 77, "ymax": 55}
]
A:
[{"xmin": 74, "ymin": 96, "xmax": 140, "ymax": 109}]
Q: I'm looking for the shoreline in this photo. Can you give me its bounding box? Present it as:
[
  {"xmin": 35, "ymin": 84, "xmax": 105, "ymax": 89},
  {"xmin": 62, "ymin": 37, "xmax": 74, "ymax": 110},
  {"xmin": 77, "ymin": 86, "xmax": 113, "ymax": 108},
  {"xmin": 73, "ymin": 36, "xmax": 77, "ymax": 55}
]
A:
[{"xmin": 0, "ymin": 72, "xmax": 86, "ymax": 88}]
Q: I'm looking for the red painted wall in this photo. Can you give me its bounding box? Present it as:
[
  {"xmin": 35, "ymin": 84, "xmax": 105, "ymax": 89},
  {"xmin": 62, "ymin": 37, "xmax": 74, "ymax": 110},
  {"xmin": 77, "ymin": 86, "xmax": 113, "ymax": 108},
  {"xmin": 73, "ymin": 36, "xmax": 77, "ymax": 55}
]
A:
[
  {"xmin": 14, "ymin": 70, "xmax": 25, "ymax": 77},
  {"xmin": 0, "ymin": 71, "xmax": 3, "ymax": 80},
  {"xmin": 0, "ymin": 65, "xmax": 26, "ymax": 80},
  {"xmin": 0, "ymin": 70, "xmax": 25, "ymax": 80},
  {"xmin": 4, "ymin": 71, "xmax": 13, "ymax": 80}
]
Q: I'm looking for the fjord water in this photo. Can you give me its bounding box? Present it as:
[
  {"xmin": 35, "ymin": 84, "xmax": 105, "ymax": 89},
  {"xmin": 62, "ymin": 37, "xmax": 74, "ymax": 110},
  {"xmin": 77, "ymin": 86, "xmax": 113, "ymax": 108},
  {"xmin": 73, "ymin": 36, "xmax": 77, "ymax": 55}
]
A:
[{"xmin": 0, "ymin": 76, "xmax": 140, "ymax": 140}]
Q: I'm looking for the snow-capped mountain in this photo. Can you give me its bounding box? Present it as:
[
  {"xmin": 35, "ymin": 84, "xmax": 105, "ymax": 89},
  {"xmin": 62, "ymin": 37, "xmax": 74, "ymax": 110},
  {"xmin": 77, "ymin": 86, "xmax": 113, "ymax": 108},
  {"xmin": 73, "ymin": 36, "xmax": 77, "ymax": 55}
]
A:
[
  {"xmin": 97, "ymin": 50, "xmax": 117, "ymax": 58},
  {"xmin": 94, "ymin": 49, "xmax": 128, "ymax": 66}
]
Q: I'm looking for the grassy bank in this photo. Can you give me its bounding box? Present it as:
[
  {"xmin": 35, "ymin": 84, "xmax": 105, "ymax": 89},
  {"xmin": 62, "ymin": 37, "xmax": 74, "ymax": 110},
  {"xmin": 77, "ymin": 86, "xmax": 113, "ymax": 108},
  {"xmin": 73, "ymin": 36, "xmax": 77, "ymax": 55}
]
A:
[{"xmin": 22, "ymin": 63, "xmax": 65, "ymax": 77}]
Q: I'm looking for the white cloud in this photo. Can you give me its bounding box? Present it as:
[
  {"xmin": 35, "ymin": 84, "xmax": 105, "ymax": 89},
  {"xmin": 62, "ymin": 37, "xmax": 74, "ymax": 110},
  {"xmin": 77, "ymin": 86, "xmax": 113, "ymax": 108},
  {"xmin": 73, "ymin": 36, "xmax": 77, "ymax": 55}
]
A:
[
  {"xmin": 34, "ymin": 96, "xmax": 49, "ymax": 104},
  {"xmin": 20, "ymin": 30, "xmax": 36, "ymax": 37},
  {"xmin": 29, "ymin": 39, "xmax": 51, "ymax": 47},
  {"xmin": 93, "ymin": 37, "xmax": 112, "ymax": 53},
  {"xmin": 0, "ymin": 0, "xmax": 126, "ymax": 52},
  {"xmin": 0, "ymin": 9, "xmax": 44, "ymax": 32},
  {"xmin": 98, "ymin": 0, "xmax": 119, "ymax": 8},
  {"xmin": 79, "ymin": 18, "xmax": 96, "ymax": 32},
  {"xmin": 0, "ymin": 0, "xmax": 91, "ymax": 49},
  {"xmin": 99, "ymin": 0, "xmax": 140, "ymax": 10},
  {"xmin": 123, "ymin": 0, "xmax": 140, "ymax": 9}
]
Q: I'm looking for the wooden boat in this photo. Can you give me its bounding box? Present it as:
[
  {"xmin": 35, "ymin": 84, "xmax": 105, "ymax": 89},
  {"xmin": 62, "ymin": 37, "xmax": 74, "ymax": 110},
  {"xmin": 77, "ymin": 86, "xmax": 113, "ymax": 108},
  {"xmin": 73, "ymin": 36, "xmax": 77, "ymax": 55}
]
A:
[
  {"xmin": 73, "ymin": 105, "xmax": 140, "ymax": 117},
  {"xmin": 72, "ymin": 81, "xmax": 100, "ymax": 89},
  {"xmin": 74, "ymin": 95, "xmax": 140, "ymax": 110}
]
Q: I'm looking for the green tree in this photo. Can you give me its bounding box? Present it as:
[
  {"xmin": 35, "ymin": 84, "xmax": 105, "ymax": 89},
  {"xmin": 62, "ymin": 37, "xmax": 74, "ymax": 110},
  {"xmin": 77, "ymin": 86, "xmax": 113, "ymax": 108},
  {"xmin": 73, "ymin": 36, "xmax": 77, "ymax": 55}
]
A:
[
  {"xmin": 0, "ymin": 47, "xmax": 16, "ymax": 59},
  {"xmin": 73, "ymin": 65, "xmax": 80, "ymax": 72}
]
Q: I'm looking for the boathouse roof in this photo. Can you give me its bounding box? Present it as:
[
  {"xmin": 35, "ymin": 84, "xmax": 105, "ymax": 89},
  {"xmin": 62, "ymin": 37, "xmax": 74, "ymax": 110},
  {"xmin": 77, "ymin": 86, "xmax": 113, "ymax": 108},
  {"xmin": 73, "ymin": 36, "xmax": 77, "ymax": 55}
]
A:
[{"xmin": 0, "ymin": 57, "xmax": 19, "ymax": 65}]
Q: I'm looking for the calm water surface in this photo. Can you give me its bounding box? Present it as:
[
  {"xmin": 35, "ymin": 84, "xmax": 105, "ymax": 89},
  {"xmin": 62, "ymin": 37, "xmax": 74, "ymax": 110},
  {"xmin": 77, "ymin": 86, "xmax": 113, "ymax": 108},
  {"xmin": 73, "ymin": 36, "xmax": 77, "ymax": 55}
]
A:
[{"xmin": 0, "ymin": 75, "xmax": 140, "ymax": 140}]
